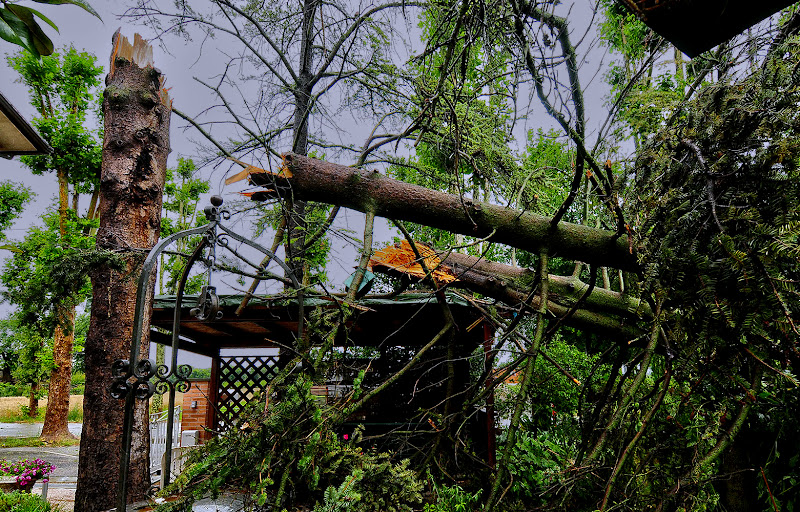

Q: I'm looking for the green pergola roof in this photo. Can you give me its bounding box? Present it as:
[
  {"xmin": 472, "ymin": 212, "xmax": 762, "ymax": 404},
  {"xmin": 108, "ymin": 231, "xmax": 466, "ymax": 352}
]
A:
[
  {"xmin": 150, "ymin": 292, "xmax": 489, "ymax": 357},
  {"xmin": 151, "ymin": 291, "xmax": 474, "ymax": 310}
]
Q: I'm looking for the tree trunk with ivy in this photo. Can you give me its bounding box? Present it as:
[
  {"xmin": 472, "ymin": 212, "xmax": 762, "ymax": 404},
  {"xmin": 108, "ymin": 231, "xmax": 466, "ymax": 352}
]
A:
[
  {"xmin": 40, "ymin": 309, "xmax": 75, "ymax": 439},
  {"xmin": 75, "ymin": 32, "xmax": 171, "ymax": 512},
  {"xmin": 41, "ymin": 169, "xmax": 77, "ymax": 441}
]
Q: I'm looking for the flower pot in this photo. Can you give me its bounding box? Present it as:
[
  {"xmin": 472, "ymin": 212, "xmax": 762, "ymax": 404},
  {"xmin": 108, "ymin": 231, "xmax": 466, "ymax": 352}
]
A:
[
  {"xmin": 0, "ymin": 475, "xmax": 35, "ymax": 493},
  {"xmin": 18, "ymin": 479, "xmax": 36, "ymax": 493}
]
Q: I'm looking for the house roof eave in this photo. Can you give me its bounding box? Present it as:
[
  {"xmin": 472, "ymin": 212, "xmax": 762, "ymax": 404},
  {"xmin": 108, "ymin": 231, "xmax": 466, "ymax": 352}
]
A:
[{"xmin": 0, "ymin": 91, "xmax": 52, "ymax": 159}]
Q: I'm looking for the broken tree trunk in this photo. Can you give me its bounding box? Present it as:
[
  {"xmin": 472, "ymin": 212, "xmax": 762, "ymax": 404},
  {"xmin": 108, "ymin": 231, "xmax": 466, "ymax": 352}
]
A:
[
  {"xmin": 75, "ymin": 32, "xmax": 170, "ymax": 512},
  {"xmin": 247, "ymin": 153, "xmax": 639, "ymax": 272},
  {"xmin": 369, "ymin": 241, "xmax": 650, "ymax": 340}
]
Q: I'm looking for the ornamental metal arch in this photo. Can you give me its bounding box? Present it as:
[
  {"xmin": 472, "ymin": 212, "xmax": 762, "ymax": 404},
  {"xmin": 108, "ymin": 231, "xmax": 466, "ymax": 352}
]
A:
[{"xmin": 112, "ymin": 196, "xmax": 302, "ymax": 511}]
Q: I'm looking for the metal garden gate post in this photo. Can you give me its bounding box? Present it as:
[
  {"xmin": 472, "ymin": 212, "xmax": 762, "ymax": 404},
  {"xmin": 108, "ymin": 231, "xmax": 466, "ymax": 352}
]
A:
[{"xmin": 110, "ymin": 197, "xmax": 302, "ymax": 511}]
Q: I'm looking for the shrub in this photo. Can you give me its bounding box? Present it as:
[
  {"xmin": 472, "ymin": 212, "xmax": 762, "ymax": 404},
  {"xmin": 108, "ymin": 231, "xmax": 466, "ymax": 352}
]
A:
[
  {"xmin": 12, "ymin": 406, "xmax": 44, "ymax": 423},
  {"xmin": 423, "ymin": 481, "xmax": 482, "ymax": 512},
  {"xmin": 0, "ymin": 383, "xmax": 28, "ymax": 398},
  {"xmin": 66, "ymin": 404, "xmax": 82, "ymax": 423},
  {"xmin": 314, "ymin": 455, "xmax": 422, "ymax": 512},
  {"xmin": 0, "ymin": 490, "xmax": 64, "ymax": 511},
  {"xmin": 188, "ymin": 368, "xmax": 211, "ymax": 380},
  {"xmin": 502, "ymin": 429, "xmax": 573, "ymax": 503},
  {"xmin": 70, "ymin": 372, "xmax": 85, "ymax": 395}
]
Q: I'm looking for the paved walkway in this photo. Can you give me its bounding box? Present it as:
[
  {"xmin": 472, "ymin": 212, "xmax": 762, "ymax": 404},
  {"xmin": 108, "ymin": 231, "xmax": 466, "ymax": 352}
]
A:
[
  {"xmin": 0, "ymin": 423, "xmax": 81, "ymax": 511},
  {"xmin": 0, "ymin": 424, "xmax": 237, "ymax": 511},
  {"xmin": 0, "ymin": 422, "xmax": 82, "ymax": 438}
]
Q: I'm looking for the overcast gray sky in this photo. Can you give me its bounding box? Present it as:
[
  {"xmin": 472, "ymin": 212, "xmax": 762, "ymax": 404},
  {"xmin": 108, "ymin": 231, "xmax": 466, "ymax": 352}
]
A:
[
  {"xmin": 0, "ymin": 0, "xmax": 615, "ymax": 368},
  {"xmin": 0, "ymin": 1, "xmax": 245, "ymax": 368}
]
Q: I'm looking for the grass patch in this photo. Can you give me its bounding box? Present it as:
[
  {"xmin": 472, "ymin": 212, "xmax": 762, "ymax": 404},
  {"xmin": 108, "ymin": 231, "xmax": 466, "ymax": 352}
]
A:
[
  {"xmin": 66, "ymin": 405, "xmax": 82, "ymax": 423},
  {"xmin": 0, "ymin": 437, "xmax": 79, "ymax": 448}
]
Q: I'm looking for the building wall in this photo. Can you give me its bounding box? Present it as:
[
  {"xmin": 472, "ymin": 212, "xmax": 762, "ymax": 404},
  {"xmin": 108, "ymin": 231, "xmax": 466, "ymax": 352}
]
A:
[{"xmin": 181, "ymin": 379, "xmax": 213, "ymax": 442}]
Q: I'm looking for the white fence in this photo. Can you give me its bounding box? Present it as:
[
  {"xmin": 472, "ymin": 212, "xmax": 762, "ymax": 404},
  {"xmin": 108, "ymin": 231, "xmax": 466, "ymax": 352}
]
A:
[{"xmin": 150, "ymin": 407, "xmax": 181, "ymax": 477}]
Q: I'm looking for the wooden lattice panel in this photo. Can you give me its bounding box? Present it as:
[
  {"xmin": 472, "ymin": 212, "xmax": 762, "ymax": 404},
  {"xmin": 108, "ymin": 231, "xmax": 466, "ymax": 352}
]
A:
[{"xmin": 215, "ymin": 355, "xmax": 280, "ymax": 430}]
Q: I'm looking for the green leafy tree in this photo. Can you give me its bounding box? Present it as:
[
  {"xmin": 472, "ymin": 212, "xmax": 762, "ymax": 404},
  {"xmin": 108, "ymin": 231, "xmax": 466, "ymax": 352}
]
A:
[
  {"xmin": 0, "ymin": 181, "xmax": 31, "ymax": 251},
  {"xmin": 0, "ymin": 315, "xmax": 53, "ymax": 417},
  {"xmin": 1, "ymin": 211, "xmax": 96, "ymax": 333},
  {"xmin": 151, "ymin": 157, "xmax": 209, "ymax": 412},
  {"xmin": 158, "ymin": 157, "xmax": 210, "ymax": 295},
  {"xmin": 9, "ymin": 46, "xmax": 103, "ymax": 223},
  {"xmin": 0, "ymin": 318, "xmax": 21, "ymax": 384},
  {"xmin": 7, "ymin": 45, "xmax": 103, "ymax": 440},
  {"xmin": 0, "ymin": 0, "xmax": 99, "ymax": 58},
  {"xmin": 0, "ymin": 210, "xmax": 98, "ymax": 432},
  {"xmin": 0, "ymin": 181, "xmax": 31, "ymax": 236}
]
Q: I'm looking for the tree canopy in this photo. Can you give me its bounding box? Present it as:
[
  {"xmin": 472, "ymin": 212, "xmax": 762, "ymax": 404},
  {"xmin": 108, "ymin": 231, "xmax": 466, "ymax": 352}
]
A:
[
  {"xmin": 81, "ymin": 1, "xmax": 800, "ymax": 511},
  {"xmin": 5, "ymin": 45, "xmax": 105, "ymax": 440}
]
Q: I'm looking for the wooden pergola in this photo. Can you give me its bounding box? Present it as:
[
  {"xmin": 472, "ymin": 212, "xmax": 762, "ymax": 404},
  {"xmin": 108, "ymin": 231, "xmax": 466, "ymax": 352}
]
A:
[{"xmin": 149, "ymin": 292, "xmax": 497, "ymax": 462}]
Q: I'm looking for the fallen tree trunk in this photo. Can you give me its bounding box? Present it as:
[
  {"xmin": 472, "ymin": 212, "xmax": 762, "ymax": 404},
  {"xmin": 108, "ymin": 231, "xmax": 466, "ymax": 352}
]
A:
[
  {"xmin": 441, "ymin": 251, "xmax": 651, "ymax": 319},
  {"xmin": 247, "ymin": 153, "xmax": 639, "ymax": 272},
  {"xmin": 369, "ymin": 242, "xmax": 649, "ymax": 340}
]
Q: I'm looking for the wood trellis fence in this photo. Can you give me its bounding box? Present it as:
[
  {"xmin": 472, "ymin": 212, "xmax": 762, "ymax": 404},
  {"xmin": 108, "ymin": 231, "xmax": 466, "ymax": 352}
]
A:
[{"xmin": 213, "ymin": 355, "xmax": 281, "ymax": 431}]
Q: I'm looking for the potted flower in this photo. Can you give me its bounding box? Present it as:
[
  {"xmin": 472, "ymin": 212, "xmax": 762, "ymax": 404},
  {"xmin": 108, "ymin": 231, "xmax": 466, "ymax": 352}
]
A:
[{"xmin": 0, "ymin": 458, "xmax": 56, "ymax": 492}]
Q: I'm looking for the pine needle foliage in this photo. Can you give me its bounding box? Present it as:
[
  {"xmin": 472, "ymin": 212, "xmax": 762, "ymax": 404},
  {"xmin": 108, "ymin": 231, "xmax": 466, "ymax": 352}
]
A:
[
  {"xmin": 632, "ymin": 35, "xmax": 800, "ymax": 374},
  {"xmin": 620, "ymin": 33, "xmax": 800, "ymax": 510},
  {"xmin": 156, "ymin": 375, "xmax": 423, "ymax": 512}
]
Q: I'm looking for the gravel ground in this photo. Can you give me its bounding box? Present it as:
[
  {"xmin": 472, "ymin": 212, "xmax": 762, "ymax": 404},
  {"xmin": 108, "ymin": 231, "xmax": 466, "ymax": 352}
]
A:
[{"xmin": 41, "ymin": 487, "xmax": 75, "ymax": 511}]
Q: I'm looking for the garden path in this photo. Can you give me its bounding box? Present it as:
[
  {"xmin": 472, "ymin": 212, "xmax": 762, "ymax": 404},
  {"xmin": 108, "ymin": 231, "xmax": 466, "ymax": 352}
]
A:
[{"xmin": 0, "ymin": 427, "xmax": 81, "ymax": 511}]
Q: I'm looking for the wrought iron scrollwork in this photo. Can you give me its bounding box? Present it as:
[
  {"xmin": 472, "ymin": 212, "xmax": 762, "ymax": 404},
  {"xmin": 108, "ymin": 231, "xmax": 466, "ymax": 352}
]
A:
[
  {"xmin": 190, "ymin": 285, "xmax": 224, "ymax": 321},
  {"xmin": 152, "ymin": 363, "xmax": 193, "ymax": 396},
  {"xmin": 109, "ymin": 358, "xmax": 157, "ymax": 400},
  {"xmin": 175, "ymin": 364, "xmax": 192, "ymax": 393},
  {"xmin": 110, "ymin": 358, "xmax": 193, "ymax": 401}
]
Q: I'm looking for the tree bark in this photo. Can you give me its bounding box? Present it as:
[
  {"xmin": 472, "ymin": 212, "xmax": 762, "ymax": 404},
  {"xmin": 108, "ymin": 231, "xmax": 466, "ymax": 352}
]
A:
[
  {"xmin": 75, "ymin": 32, "xmax": 170, "ymax": 512},
  {"xmin": 41, "ymin": 169, "xmax": 77, "ymax": 440},
  {"xmin": 250, "ymin": 153, "xmax": 639, "ymax": 272},
  {"xmin": 40, "ymin": 308, "xmax": 76, "ymax": 440},
  {"xmin": 283, "ymin": 0, "xmax": 318, "ymax": 285},
  {"xmin": 27, "ymin": 382, "xmax": 38, "ymax": 418}
]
